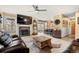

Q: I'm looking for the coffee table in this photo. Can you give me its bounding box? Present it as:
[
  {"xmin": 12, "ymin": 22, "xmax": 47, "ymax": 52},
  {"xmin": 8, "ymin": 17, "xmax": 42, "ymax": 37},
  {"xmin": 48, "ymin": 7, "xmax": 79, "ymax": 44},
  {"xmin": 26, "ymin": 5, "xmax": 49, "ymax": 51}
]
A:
[{"xmin": 33, "ymin": 36, "xmax": 51, "ymax": 48}]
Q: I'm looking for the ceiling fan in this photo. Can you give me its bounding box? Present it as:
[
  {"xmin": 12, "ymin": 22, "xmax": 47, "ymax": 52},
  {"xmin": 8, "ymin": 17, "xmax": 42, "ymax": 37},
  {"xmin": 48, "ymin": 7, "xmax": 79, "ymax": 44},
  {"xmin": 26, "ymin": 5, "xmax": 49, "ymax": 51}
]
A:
[{"xmin": 27, "ymin": 5, "xmax": 47, "ymax": 12}]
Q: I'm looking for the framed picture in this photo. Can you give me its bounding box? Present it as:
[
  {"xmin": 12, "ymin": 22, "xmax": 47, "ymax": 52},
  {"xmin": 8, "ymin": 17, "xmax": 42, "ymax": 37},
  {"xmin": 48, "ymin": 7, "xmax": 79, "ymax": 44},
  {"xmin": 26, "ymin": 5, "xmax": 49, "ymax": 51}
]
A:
[{"xmin": 77, "ymin": 17, "xmax": 79, "ymax": 24}]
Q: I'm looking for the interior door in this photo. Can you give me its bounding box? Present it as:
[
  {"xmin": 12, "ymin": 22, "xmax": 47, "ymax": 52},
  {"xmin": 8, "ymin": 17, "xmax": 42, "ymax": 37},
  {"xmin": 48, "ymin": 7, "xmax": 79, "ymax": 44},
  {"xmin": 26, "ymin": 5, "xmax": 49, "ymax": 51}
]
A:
[{"xmin": 71, "ymin": 22, "xmax": 75, "ymax": 35}]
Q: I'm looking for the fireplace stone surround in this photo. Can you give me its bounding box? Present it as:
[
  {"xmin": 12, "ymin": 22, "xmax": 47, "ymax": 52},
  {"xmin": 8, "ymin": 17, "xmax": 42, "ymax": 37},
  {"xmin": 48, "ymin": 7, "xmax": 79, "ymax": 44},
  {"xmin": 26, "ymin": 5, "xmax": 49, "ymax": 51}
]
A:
[{"xmin": 16, "ymin": 25, "xmax": 32, "ymax": 36}]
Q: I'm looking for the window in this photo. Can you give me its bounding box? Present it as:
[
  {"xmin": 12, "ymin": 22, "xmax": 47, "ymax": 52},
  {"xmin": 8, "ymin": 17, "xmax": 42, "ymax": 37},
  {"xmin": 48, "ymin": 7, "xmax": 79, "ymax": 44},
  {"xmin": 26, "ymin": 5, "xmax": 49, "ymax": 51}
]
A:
[{"xmin": 3, "ymin": 17, "xmax": 16, "ymax": 34}]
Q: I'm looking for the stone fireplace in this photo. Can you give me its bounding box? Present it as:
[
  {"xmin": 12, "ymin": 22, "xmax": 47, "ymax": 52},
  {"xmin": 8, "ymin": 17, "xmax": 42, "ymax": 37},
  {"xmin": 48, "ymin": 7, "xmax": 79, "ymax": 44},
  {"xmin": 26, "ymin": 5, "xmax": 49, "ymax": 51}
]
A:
[{"xmin": 19, "ymin": 26, "xmax": 30, "ymax": 36}]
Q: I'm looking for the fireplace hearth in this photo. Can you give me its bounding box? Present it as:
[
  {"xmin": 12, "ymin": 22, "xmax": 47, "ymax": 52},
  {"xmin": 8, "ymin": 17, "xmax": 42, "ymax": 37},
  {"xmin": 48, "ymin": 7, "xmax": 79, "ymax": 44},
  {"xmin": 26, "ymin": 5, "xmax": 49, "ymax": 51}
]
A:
[{"xmin": 19, "ymin": 27, "xmax": 30, "ymax": 36}]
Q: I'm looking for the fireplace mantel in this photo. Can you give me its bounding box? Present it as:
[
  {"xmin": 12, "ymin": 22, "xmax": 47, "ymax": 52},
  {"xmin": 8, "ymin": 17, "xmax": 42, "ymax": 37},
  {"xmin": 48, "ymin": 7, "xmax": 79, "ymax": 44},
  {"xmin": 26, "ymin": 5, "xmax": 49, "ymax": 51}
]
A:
[
  {"xmin": 17, "ymin": 24, "xmax": 33, "ymax": 36},
  {"xmin": 18, "ymin": 24, "xmax": 32, "ymax": 27}
]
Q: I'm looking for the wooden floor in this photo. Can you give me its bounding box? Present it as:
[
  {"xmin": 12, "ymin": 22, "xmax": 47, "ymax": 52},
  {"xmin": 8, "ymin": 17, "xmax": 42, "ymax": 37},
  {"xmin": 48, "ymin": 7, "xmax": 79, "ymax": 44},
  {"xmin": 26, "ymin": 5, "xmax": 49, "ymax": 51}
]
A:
[{"xmin": 21, "ymin": 33, "xmax": 75, "ymax": 53}]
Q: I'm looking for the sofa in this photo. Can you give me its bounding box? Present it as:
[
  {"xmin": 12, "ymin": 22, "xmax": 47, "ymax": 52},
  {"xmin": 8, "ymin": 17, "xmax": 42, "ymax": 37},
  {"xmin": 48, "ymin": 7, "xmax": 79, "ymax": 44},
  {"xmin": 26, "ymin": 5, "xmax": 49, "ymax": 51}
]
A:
[{"xmin": 0, "ymin": 35, "xmax": 29, "ymax": 53}]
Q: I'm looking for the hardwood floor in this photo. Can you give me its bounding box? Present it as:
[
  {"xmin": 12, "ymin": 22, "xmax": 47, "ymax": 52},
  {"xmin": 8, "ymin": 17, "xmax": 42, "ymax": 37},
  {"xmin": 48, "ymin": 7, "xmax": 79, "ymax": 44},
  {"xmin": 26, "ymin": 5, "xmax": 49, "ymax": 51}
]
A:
[{"xmin": 21, "ymin": 33, "xmax": 74, "ymax": 53}]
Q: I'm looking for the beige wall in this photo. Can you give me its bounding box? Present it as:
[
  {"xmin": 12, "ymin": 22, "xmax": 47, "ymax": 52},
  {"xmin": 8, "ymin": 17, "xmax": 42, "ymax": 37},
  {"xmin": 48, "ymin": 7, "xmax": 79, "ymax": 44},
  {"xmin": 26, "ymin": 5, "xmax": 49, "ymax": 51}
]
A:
[
  {"xmin": 75, "ymin": 11, "xmax": 79, "ymax": 40},
  {"xmin": 53, "ymin": 14, "xmax": 70, "ymax": 29},
  {"xmin": 0, "ymin": 11, "xmax": 36, "ymax": 36},
  {"xmin": 53, "ymin": 14, "xmax": 70, "ymax": 37},
  {"xmin": 47, "ymin": 20, "xmax": 53, "ymax": 29},
  {"xmin": 1, "ymin": 12, "xmax": 17, "ymax": 35},
  {"xmin": 53, "ymin": 15, "xmax": 63, "ymax": 30}
]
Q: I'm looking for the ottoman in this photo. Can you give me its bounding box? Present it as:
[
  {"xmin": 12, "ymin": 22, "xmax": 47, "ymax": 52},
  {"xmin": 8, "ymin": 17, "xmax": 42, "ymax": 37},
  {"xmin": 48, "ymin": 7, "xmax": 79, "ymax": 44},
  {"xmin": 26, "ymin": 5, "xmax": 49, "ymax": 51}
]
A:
[{"xmin": 33, "ymin": 36, "xmax": 51, "ymax": 48}]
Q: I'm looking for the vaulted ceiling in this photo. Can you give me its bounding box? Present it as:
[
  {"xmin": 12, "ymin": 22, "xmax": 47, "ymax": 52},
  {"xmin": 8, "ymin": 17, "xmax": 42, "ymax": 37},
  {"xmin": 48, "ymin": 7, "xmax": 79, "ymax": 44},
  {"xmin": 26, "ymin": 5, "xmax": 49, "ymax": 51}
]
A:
[{"xmin": 0, "ymin": 5, "xmax": 79, "ymax": 20}]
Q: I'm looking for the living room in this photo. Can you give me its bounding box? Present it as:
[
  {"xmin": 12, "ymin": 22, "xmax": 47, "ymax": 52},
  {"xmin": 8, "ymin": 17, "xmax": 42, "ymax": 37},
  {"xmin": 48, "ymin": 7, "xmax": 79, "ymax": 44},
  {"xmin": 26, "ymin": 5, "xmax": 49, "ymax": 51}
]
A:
[{"xmin": 0, "ymin": 5, "xmax": 79, "ymax": 53}]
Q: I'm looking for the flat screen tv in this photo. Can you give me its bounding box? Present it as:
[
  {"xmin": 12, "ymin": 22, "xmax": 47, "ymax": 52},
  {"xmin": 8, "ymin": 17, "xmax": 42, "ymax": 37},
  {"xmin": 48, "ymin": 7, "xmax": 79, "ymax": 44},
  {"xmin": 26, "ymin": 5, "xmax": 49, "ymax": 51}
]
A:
[{"xmin": 17, "ymin": 14, "xmax": 32, "ymax": 25}]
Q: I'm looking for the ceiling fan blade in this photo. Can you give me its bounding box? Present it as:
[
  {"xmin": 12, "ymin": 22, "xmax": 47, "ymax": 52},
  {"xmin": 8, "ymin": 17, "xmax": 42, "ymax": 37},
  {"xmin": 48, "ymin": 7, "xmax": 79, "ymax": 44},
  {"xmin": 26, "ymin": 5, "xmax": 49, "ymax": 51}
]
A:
[
  {"xmin": 37, "ymin": 9, "xmax": 47, "ymax": 11},
  {"xmin": 26, "ymin": 11, "xmax": 35, "ymax": 12},
  {"xmin": 32, "ymin": 5, "xmax": 38, "ymax": 8},
  {"xmin": 32, "ymin": 5, "xmax": 47, "ymax": 12},
  {"xmin": 32, "ymin": 5, "xmax": 38, "ymax": 11}
]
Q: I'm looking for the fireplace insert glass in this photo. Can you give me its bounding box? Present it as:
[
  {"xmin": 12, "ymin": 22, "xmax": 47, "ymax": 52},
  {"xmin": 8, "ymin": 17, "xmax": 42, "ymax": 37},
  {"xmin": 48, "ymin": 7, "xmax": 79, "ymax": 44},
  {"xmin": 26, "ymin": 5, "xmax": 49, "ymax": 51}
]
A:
[
  {"xmin": 17, "ymin": 14, "xmax": 32, "ymax": 25},
  {"xmin": 19, "ymin": 27, "xmax": 30, "ymax": 36}
]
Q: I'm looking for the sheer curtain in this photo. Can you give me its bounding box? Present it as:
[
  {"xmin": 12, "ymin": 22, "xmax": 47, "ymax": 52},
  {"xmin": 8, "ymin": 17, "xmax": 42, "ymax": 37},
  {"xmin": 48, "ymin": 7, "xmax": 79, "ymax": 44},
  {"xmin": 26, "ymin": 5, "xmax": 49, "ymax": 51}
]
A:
[{"xmin": 3, "ymin": 17, "xmax": 16, "ymax": 34}]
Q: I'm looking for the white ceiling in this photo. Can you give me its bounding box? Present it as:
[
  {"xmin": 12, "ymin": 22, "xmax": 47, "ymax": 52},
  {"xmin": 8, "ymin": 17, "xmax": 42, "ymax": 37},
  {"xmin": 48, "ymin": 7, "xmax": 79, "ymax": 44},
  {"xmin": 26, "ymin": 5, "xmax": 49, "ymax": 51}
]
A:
[{"xmin": 0, "ymin": 5, "xmax": 79, "ymax": 20}]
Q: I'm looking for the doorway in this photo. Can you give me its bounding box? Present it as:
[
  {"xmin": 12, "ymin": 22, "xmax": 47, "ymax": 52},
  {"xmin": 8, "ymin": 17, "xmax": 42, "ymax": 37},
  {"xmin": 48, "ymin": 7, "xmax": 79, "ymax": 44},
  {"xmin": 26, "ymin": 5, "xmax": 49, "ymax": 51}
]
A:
[{"xmin": 70, "ymin": 21, "xmax": 75, "ymax": 38}]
